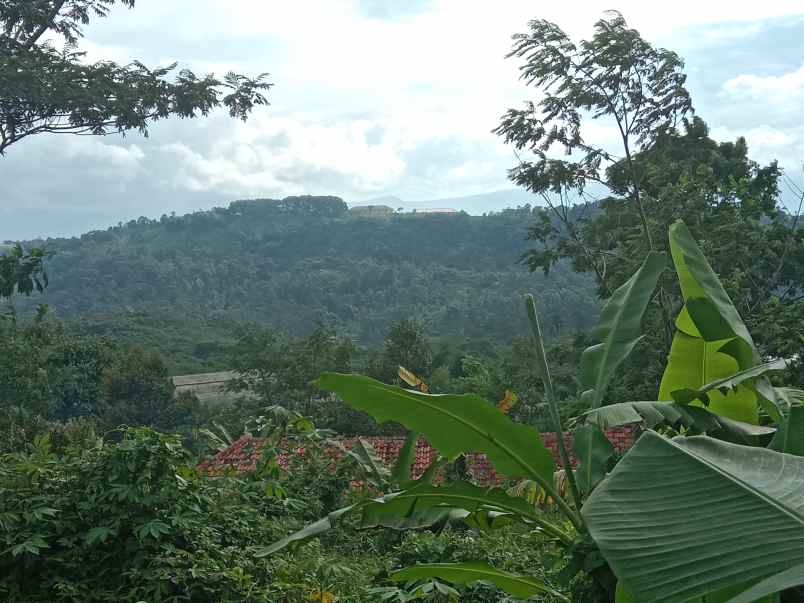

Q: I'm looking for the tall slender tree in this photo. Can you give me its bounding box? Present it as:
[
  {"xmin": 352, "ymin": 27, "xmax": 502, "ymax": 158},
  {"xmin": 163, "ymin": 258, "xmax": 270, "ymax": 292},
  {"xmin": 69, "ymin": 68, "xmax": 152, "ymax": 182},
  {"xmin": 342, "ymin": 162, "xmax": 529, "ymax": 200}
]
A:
[{"xmin": 496, "ymin": 12, "xmax": 804, "ymax": 393}]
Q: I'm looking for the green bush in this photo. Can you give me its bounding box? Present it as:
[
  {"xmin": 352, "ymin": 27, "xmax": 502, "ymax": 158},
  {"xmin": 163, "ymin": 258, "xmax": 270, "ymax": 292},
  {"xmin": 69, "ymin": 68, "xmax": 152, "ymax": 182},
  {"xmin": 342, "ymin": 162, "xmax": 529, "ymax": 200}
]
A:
[{"xmin": 0, "ymin": 427, "xmax": 291, "ymax": 601}]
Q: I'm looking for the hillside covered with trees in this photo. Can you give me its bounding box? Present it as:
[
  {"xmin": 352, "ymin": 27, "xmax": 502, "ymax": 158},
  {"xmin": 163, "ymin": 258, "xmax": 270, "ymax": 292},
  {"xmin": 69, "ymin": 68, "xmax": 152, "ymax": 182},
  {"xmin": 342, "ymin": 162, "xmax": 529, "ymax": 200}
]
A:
[{"xmin": 25, "ymin": 197, "xmax": 596, "ymax": 370}]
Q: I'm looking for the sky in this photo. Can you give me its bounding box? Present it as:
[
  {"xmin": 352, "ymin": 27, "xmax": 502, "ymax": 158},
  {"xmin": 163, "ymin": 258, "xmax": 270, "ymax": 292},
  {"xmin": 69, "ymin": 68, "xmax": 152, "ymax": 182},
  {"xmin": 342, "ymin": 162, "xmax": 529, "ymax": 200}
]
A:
[{"xmin": 3, "ymin": 0, "xmax": 804, "ymax": 240}]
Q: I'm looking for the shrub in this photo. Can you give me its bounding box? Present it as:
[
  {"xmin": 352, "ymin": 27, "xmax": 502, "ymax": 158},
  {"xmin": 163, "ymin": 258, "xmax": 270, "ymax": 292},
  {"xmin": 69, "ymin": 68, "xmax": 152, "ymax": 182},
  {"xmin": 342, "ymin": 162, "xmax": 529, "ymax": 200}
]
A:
[{"xmin": 0, "ymin": 427, "xmax": 286, "ymax": 601}]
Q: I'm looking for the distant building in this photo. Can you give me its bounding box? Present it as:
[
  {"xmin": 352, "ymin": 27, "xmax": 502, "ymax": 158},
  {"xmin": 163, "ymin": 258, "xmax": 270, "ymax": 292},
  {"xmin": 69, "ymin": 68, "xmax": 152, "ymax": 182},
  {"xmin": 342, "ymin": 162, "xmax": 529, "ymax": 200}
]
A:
[
  {"xmin": 172, "ymin": 371, "xmax": 243, "ymax": 404},
  {"xmin": 411, "ymin": 208, "xmax": 458, "ymax": 214},
  {"xmin": 349, "ymin": 205, "xmax": 395, "ymax": 217}
]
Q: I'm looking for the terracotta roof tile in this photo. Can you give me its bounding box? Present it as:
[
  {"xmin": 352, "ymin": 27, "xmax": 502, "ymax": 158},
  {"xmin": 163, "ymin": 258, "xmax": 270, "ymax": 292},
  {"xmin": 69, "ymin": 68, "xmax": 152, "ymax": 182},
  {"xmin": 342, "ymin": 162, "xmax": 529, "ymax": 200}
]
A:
[{"xmin": 197, "ymin": 428, "xmax": 635, "ymax": 485}]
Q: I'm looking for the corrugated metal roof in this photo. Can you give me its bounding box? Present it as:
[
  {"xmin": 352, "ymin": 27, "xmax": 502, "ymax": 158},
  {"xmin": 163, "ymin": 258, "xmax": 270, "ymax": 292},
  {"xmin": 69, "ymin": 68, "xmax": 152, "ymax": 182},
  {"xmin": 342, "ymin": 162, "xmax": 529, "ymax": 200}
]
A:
[{"xmin": 172, "ymin": 371, "xmax": 246, "ymax": 404}]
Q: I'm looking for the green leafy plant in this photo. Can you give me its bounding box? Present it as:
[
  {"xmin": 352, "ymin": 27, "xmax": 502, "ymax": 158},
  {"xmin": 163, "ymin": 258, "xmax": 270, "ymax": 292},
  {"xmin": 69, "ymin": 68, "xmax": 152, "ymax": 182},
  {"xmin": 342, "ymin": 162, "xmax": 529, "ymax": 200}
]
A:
[
  {"xmin": 0, "ymin": 428, "xmax": 285, "ymax": 601},
  {"xmin": 262, "ymin": 221, "xmax": 803, "ymax": 602}
]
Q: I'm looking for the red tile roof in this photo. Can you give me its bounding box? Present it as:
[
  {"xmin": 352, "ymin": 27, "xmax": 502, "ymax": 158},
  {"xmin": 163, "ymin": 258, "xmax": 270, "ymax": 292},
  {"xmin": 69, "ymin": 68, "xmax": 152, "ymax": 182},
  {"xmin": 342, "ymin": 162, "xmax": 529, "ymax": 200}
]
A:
[{"xmin": 198, "ymin": 428, "xmax": 634, "ymax": 485}]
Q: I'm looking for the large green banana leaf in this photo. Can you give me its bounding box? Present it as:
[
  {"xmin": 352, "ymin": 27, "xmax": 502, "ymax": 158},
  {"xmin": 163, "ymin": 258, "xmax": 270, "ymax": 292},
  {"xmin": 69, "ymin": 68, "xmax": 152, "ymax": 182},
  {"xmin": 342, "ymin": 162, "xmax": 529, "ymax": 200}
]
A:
[
  {"xmin": 724, "ymin": 564, "xmax": 804, "ymax": 603},
  {"xmin": 669, "ymin": 358, "xmax": 789, "ymax": 406},
  {"xmin": 573, "ymin": 423, "xmax": 614, "ymax": 495},
  {"xmin": 318, "ymin": 373, "xmax": 555, "ymax": 486},
  {"xmin": 259, "ymin": 456, "xmax": 448, "ymax": 556},
  {"xmin": 668, "ymin": 221, "xmax": 757, "ymax": 356},
  {"xmin": 359, "ymin": 481, "xmax": 571, "ymax": 542},
  {"xmin": 391, "ymin": 562, "xmax": 568, "ymax": 601},
  {"xmin": 660, "ymin": 222, "xmax": 760, "ymax": 423},
  {"xmin": 770, "ymin": 406, "xmax": 804, "ymax": 456},
  {"xmin": 579, "ymin": 401, "xmax": 775, "ymax": 443},
  {"xmin": 254, "ymin": 504, "xmax": 356, "ymax": 557},
  {"xmin": 659, "ymin": 331, "xmax": 757, "ymax": 423},
  {"xmin": 583, "ymin": 431, "xmax": 804, "ymax": 602},
  {"xmin": 328, "ymin": 437, "xmax": 389, "ymax": 487},
  {"xmin": 579, "ymin": 251, "xmax": 665, "ymax": 409},
  {"xmin": 390, "ymin": 430, "xmax": 420, "ymax": 487}
]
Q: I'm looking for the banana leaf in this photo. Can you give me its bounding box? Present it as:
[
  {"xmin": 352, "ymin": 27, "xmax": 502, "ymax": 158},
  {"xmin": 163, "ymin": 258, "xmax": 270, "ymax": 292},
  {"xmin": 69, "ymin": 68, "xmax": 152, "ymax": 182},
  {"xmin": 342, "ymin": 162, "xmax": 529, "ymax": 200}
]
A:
[
  {"xmin": 391, "ymin": 562, "xmax": 568, "ymax": 601},
  {"xmin": 359, "ymin": 481, "xmax": 570, "ymax": 542},
  {"xmin": 318, "ymin": 373, "xmax": 555, "ymax": 486},
  {"xmin": 660, "ymin": 221, "xmax": 760, "ymax": 423},
  {"xmin": 579, "ymin": 251, "xmax": 665, "ymax": 409},
  {"xmin": 579, "ymin": 401, "xmax": 775, "ymax": 443},
  {"xmin": 583, "ymin": 431, "xmax": 804, "ymax": 602}
]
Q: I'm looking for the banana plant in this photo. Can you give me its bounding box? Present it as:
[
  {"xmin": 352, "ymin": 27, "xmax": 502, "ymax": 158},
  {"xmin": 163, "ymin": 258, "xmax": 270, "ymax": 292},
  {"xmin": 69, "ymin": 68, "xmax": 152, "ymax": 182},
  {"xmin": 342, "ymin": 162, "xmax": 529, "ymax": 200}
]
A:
[
  {"xmin": 258, "ymin": 250, "xmax": 667, "ymax": 596},
  {"xmin": 259, "ymin": 222, "xmax": 802, "ymax": 602}
]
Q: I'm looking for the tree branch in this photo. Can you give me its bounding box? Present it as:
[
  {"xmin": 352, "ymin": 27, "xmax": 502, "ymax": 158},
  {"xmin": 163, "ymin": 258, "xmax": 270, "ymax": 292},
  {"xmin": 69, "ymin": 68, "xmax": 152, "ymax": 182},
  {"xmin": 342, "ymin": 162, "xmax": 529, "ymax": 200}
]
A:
[
  {"xmin": 22, "ymin": 0, "xmax": 68, "ymax": 49},
  {"xmin": 771, "ymin": 172, "xmax": 804, "ymax": 289}
]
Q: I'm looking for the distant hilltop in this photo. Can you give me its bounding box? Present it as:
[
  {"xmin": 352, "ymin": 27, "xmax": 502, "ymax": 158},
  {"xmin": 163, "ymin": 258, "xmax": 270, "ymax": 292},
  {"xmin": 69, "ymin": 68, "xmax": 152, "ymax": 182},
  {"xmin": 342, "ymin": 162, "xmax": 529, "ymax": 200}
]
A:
[
  {"xmin": 353, "ymin": 189, "xmax": 546, "ymax": 216},
  {"xmin": 349, "ymin": 205, "xmax": 459, "ymax": 216}
]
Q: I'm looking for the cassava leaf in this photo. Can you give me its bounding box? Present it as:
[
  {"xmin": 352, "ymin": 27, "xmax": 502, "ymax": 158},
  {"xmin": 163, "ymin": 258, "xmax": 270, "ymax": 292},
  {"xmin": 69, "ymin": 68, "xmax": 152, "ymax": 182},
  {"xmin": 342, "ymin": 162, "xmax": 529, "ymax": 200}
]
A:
[{"xmin": 85, "ymin": 526, "xmax": 115, "ymax": 545}]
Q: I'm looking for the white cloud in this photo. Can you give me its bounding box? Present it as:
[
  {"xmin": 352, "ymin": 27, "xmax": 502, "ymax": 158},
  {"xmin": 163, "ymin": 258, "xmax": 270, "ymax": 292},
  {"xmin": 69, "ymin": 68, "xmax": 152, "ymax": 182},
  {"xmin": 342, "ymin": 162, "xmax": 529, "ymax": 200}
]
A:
[
  {"xmin": 710, "ymin": 124, "xmax": 802, "ymax": 167},
  {"xmin": 723, "ymin": 64, "xmax": 804, "ymax": 107},
  {"xmin": 61, "ymin": 138, "xmax": 145, "ymax": 171},
  {"xmin": 159, "ymin": 112, "xmax": 409, "ymax": 197},
  {"xmin": 6, "ymin": 0, "xmax": 804, "ymax": 239}
]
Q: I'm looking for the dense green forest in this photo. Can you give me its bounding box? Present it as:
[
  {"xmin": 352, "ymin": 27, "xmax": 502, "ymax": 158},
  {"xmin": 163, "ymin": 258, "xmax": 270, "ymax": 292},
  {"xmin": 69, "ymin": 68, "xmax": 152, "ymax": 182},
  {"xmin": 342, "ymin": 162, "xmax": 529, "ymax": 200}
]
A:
[
  {"xmin": 5, "ymin": 3, "xmax": 804, "ymax": 602},
  {"xmin": 23, "ymin": 197, "xmax": 597, "ymax": 372}
]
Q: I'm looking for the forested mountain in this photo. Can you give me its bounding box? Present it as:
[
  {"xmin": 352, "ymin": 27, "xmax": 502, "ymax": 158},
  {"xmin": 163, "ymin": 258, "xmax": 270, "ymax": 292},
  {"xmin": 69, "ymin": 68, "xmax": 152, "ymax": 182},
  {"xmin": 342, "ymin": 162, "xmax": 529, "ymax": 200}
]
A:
[{"xmin": 27, "ymin": 196, "xmax": 596, "ymax": 366}]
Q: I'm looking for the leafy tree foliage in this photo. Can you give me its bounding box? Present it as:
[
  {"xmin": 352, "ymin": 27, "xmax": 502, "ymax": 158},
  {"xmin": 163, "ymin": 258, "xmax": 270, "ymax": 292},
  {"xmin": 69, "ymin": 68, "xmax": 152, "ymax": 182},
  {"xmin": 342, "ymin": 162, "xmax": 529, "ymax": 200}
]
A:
[
  {"xmin": 0, "ymin": 425, "xmax": 362, "ymax": 601},
  {"xmin": 29, "ymin": 197, "xmax": 596, "ymax": 359},
  {"xmin": 100, "ymin": 346, "xmax": 199, "ymax": 431},
  {"xmin": 495, "ymin": 10, "xmax": 691, "ymax": 257},
  {"xmin": 0, "ymin": 0, "xmax": 271, "ymax": 153},
  {"xmin": 367, "ymin": 318, "xmax": 433, "ymax": 384},
  {"xmin": 47, "ymin": 331, "xmax": 117, "ymax": 420},
  {"xmin": 0, "ymin": 316, "xmax": 208, "ymax": 444},
  {"xmin": 227, "ymin": 325, "xmax": 353, "ymax": 405},
  {"xmin": 0, "ymin": 321, "xmax": 51, "ymax": 418},
  {"xmin": 0, "ymin": 243, "xmax": 48, "ymax": 299},
  {"xmin": 497, "ymin": 12, "xmax": 804, "ymax": 392}
]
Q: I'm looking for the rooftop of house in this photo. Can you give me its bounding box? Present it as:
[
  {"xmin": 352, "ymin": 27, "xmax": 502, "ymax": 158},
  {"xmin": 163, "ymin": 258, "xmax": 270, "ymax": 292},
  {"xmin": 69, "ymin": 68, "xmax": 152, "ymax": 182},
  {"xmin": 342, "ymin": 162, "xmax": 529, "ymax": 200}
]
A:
[{"xmin": 197, "ymin": 428, "xmax": 635, "ymax": 485}]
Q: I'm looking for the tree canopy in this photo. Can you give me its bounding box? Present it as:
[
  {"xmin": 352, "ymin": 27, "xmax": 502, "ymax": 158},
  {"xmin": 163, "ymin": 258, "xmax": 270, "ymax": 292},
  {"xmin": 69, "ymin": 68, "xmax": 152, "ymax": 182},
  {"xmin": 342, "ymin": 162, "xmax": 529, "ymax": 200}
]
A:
[
  {"xmin": 0, "ymin": 0, "xmax": 271, "ymax": 153},
  {"xmin": 27, "ymin": 197, "xmax": 597, "ymax": 359},
  {"xmin": 497, "ymin": 12, "xmax": 804, "ymax": 391}
]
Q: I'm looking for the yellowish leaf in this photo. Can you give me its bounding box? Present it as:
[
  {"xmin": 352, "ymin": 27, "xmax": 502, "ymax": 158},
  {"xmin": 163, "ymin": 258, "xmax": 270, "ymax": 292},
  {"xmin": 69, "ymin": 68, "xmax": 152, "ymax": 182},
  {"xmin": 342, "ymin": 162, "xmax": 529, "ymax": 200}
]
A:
[
  {"xmin": 497, "ymin": 390, "xmax": 518, "ymax": 414},
  {"xmin": 398, "ymin": 366, "xmax": 429, "ymax": 393}
]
